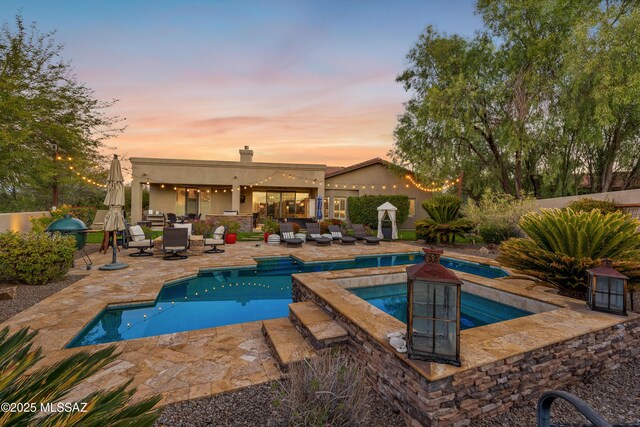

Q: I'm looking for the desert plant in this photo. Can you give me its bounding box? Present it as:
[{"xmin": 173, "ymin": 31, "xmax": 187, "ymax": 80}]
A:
[
  {"xmin": 463, "ymin": 192, "xmax": 535, "ymax": 244},
  {"xmin": 347, "ymin": 195, "xmax": 410, "ymax": 229},
  {"xmin": 273, "ymin": 350, "xmax": 372, "ymax": 427},
  {"xmin": 261, "ymin": 217, "xmax": 279, "ymax": 234},
  {"xmin": 416, "ymin": 195, "xmax": 473, "ymax": 244},
  {"xmin": 565, "ymin": 197, "xmax": 619, "ymax": 215},
  {"xmin": 498, "ymin": 208, "xmax": 640, "ymax": 296},
  {"xmin": 0, "ymin": 231, "xmax": 76, "ymax": 285},
  {"xmin": 0, "ymin": 327, "xmax": 160, "ymax": 426}
]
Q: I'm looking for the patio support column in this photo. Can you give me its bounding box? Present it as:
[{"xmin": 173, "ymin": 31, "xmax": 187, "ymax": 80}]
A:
[
  {"xmin": 131, "ymin": 178, "xmax": 143, "ymax": 224},
  {"xmin": 231, "ymin": 185, "xmax": 241, "ymax": 212}
]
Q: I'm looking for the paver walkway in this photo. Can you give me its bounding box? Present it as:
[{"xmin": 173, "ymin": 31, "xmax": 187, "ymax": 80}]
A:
[{"xmin": 0, "ymin": 241, "xmax": 418, "ymax": 405}]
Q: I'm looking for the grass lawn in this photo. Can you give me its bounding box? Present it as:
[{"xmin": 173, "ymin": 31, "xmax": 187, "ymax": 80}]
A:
[
  {"xmin": 398, "ymin": 229, "xmax": 416, "ymax": 241},
  {"xmin": 85, "ymin": 230, "xmax": 163, "ymax": 244}
]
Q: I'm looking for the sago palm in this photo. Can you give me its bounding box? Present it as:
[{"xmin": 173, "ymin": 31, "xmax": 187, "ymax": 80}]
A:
[
  {"xmin": 498, "ymin": 208, "xmax": 640, "ymax": 294},
  {"xmin": 0, "ymin": 327, "xmax": 161, "ymax": 427},
  {"xmin": 416, "ymin": 195, "xmax": 474, "ymax": 243}
]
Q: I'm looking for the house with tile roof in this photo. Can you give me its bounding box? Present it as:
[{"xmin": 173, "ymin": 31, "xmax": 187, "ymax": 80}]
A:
[{"xmin": 130, "ymin": 147, "xmax": 434, "ymax": 229}]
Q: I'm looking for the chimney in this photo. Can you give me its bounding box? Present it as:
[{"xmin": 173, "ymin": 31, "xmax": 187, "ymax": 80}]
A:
[{"xmin": 239, "ymin": 145, "xmax": 253, "ymax": 163}]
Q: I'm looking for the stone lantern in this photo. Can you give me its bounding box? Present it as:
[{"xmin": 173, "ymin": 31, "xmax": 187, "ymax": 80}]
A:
[
  {"xmin": 406, "ymin": 248, "xmax": 463, "ymax": 366},
  {"xmin": 587, "ymin": 259, "xmax": 628, "ymax": 315}
]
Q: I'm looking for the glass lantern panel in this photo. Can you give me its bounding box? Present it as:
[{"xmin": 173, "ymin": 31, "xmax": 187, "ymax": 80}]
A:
[
  {"xmin": 610, "ymin": 293, "xmax": 624, "ymax": 311},
  {"xmin": 610, "ymin": 279, "xmax": 624, "ymax": 295},
  {"xmin": 413, "ymin": 281, "xmax": 435, "ymax": 317},
  {"xmin": 433, "ymin": 320, "xmax": 457, "ymax": 357},
  {"xmin": 412, "ymin": 317, "xmax": 433, "ymax": 335},
  {"xmin": 594, "ymin": 291, "xmax": 608, "ymax": 307},
  {"xmin": 595, "ymin": 277, "xmax": 609, "ymax": 292},
  {"xmin": 434, "ymin": 284, "xmax": 458, "ymax": 320},
  {"xmin": 412, "ymin": 334, "xmax": 433, "ymax": 354}
]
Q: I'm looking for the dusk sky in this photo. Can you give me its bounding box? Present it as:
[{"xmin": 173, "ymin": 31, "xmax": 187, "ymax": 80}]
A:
[{"xmin": 2, "ymin": 1, "xmax": 482, "ymax": 167}]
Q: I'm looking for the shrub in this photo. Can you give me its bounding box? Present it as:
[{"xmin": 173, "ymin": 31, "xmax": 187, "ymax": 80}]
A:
[
  {"xmin": 273, "ymin": 350, "xmax": 372, "ymax": 426},
  {"xmin": 0, "ymin": 327, "xmax": 160, "ymax": 426},
  {"xmin": 219, "ymin": 218, "xmax": 241, "ymax": 234},
  {"xmin": 191, "ymin": 219, "xmax": 215, "ymax": 237},
  {"xmin": 463, "ymin": 192, "xmax": 535, "ymax": 245},
  {"xmin": 347, "ymin": 195, "xmax": 409, "ymax": 229},
  {"xmin": 29, "ymin": 204, "xmax": 98, "ymax": 233},
  {"xmin": 415, "ymin": 195, "xmax": 474, "ymax": 244},
  {"xmin": 140, "ymin": 225, "xmax": 154, "ymax": 239},
  {"xmin": 0, "ymin": 231, "xmax": 76, "ymax": 285},
  {"xmin": 261, "ymin": 217, "xmax": 279, "ymax": 234},
  {"xmin": 565, "ymin": 197, "xmax": 619, "ymax": 214},
  {"xmin": 497, "ymin": 209, "xmax": 640, "ymax": 296}
]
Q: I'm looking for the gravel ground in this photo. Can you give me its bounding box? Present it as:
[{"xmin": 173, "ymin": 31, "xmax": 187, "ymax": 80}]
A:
[
  {"xmin": 156, "ymin": 359, "xmax": 639, "ymax": 427},
  {"xmin": 0, "ymin": 274, "xmax": 86, "ymax": 323},
  {"xmin": 155, "ymin": 381, "xmax": 404, "ymax": 427},
  {"xmin": 475, "ymin": 357, "xmax": 640, "ymax": 427}
]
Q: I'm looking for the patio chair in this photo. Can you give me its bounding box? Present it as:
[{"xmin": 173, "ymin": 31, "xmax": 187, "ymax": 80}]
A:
[
  {"xmin": 204, "ymin": 226, "xmax": 226, "ymax": 253},
  {"xmin": 305, "ymin": 223, "xmax": 332, "ymax": 246},
  {"xmin": 352, "ymin": 224, "xmax": 381, "ymax": 245},
  {"xmin": 279, "ymin": 223, "xmax": 304, "ymax": 247},
  {"xmin": 166, "ymin": 213, "xmax": 177, "ymax": 225},
  {"xmin": 124, "ymin": 224, "xmax": 154, "ymax": 257},
  {"xmin": 173, "ymin": 222, "xmax": 192, "ymax": 237},
  {"xmin": 328, "ymin": 225, "xmax": 356, "ymax": 245},
  {"xmin": 162, "ymin": 227, "xmax": 189, "ymax": 260}
]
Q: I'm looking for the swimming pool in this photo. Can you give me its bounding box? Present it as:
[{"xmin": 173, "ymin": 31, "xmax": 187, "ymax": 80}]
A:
[
  {"xmin": 349, "ymin": 283, "xmax": 532, "ymax": 329},
  {"xmin": 67, "ymin": 253, "xmax": 509, "ymax": 347}
]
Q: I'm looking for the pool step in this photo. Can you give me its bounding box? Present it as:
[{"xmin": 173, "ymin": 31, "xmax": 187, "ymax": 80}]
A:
[
  {"xmin": 288, "ymin": 301, "xmax": 348, "ymax": 349},
  {"xmin": 262, "ymin": 318, "xmax": 316, "ymax": 369}
]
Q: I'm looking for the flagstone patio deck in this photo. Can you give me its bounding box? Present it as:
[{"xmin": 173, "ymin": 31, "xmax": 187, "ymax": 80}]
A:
[{"xmin": 0, "ymin": 240, "xmax": 422, "ymax": 405}]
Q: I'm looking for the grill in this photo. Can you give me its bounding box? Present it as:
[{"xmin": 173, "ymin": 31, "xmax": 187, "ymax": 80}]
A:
[{"xmin": 46, "ymin": 214, "xmax": 92, "ymax": 269}]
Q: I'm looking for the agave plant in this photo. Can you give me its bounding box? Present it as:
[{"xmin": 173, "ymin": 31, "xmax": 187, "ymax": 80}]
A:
[
  {"xmin": 415, "ymin": 195, "xmax": 474, "ymax": 244},
  {"xmin": 0, "ymin": 327, "xmax": 161, "ymax": 427},
  {"xmin": 498, "ymin": 208, "xmax": 640, "ymax": 296}
]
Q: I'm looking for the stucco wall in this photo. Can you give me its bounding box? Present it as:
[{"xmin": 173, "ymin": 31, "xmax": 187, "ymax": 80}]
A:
[
  {"xmin": 536, "ymin": 189, "xmax": 640, "ymax": 209},
  {"xmin": 325, "ymin": 163, "xmax": 431, "ymax": 228},
  {"xmin": 0, "ymin": 211, "xmax": 50, "ymax": 233}
]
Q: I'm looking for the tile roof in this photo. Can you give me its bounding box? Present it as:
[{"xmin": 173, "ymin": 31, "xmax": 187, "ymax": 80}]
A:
[{"xmin": 325, "ymin": 157, "xmax": 402, "ymax": 178}]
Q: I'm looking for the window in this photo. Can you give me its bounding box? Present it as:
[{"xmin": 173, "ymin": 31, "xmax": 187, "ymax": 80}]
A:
[
  {"xmin": 322, "ymin": 198, "xmax": 329, "ymax": 219},
  {"xmin": 409, "ymin": 198, "xmax": 416, "ymax": 217},
  {"xmin": 333, "ymin": 197, "xmax": 347, "ymax": 219}
]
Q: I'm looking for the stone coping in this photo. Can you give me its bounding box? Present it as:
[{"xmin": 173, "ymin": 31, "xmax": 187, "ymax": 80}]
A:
[
  {"xmin": 0, "ymin": 241, "xmax": 420, "ymax": 405},
  {"xmin": 292, "ymin": 264, "xmax": 640, "ymax": 382}
]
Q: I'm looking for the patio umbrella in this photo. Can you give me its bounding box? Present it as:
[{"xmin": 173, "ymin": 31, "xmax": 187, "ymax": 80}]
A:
[
  {"xmin": 99, "ymin": 154, "xmax": 129, "ymax": 271},
  {"xmin": 316, "ymin": 196, "xmax": 323, "ymax": 220}
]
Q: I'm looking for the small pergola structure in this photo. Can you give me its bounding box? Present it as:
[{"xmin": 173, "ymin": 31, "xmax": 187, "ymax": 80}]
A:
[{"xmin": 377, "ymin": 201, "xmax": 398, "ymax": 240}]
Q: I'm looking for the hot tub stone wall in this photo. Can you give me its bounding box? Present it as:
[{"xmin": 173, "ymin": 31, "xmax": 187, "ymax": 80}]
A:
[{"xmin": 293, "ymin": 279, "xmax": 640, "ymax": 427}]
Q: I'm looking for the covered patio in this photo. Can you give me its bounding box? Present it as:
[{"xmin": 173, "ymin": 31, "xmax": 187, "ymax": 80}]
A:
[{"xmin": 130, "ymin": 146, "xmax": 326, "ymax": 229}]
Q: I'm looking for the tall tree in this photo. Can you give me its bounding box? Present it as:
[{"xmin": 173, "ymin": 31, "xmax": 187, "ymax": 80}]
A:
[
  {"xmin": 0, "ymin": 15, "xmax": 122, "ymax": 212},
  {"xmin": 391, "ymin": 0, "xmax": 640, "ymax": 198}
]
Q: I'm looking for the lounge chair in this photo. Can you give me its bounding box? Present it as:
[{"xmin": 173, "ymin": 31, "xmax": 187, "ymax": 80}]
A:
[
  {"xmin": 124, "ymin": 224, "xmax": 154, "ymax": 257},
  {"xmin": 279, "ymin": 223, "xmax": 304, "ymax": 247},
  {"xmin": 90, "ymin": 209, "xmax": 108, "ymax": 230},
  {"xmin": 162, "ymin": 227, "xmax": 189, "ymax": 260},
  {"xmin": 328, "ymin": 225, "xmax": 357, "ymax": 245},
  {"xmin": 204, "ymin": 226, "xmax": 226, "ymax": 253},
  {"xmin": 305, "ymin": 223, "xmax": 332, "ymax": 246},
  {"xmin": 352, "ymin": 224, "xmax": 382, "ymax": 245}
]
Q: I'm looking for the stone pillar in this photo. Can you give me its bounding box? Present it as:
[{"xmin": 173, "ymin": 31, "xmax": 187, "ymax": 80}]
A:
[
  {"xmin": 231, "ymin": 185, "xmax": 241, "ymax": 212},
  {"xmin": 131, "ymin": 178, "xmax": 143, "ymax": 224}
]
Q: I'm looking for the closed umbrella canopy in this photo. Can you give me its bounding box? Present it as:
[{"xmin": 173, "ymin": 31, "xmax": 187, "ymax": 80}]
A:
[
  {"xmin": 103, "ymin": 155, "xmax": 125, "ymax": 231},
  {"xmin": 316, "ymin": 196, "xmax": 323, "ymax": 220}
]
